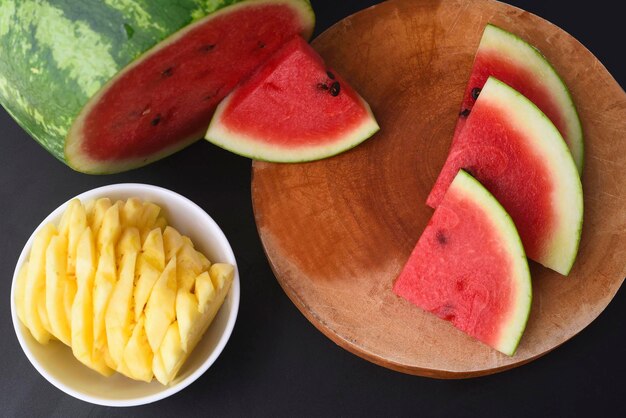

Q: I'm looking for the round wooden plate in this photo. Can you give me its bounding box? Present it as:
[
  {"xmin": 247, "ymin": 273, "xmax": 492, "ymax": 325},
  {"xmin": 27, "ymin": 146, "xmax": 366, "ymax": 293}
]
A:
[{"xmin": 251, "ymin": 0, "xmax": 626, "ymax": 378}]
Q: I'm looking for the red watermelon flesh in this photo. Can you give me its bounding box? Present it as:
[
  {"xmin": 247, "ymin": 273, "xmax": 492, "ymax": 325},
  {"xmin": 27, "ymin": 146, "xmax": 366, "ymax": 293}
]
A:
[
  {"xmin": 205, "ymin": 36, "xmax": 379, "ymax": 162},
  {"xmin": 394, "ymin": 170, "xmax": 531, "ymax": 356},
  {"xmin": 66, "ymin": 2, "xmax": 313, "ymax": 173},
  {"xmin": 453, "ymin": 24, "xmax": 583, "ymax": 173},
  {"xmin": 427, "ymin": 77, "xmax": 582, "ymax": 275}
]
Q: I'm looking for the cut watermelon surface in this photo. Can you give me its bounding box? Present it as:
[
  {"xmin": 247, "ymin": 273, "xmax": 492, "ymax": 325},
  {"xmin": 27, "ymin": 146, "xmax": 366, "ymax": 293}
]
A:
[
  {"xmin": 205, "ymin": 36, "xmax": 379, "ymax": 162},
  {"xmin": 394, "ymin": 170, "xmax": 532, "ymax": 356},
  {"xmin": 453, "ymin": 24, "xmax": 583, "ymax": 173},
  {"xmin": 427, "ymin": 77, "xmax": 583, "ymax": 275},
  {"xmin": 0, "ymin": 0, "xmax": 314, "ymax": 173}
]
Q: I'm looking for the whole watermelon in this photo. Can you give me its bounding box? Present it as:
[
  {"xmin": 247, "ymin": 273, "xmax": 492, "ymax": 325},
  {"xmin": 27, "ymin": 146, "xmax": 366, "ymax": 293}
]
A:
[{"xmin": 0, "ymin": 0, "xmax": 314, "ymax": 173}]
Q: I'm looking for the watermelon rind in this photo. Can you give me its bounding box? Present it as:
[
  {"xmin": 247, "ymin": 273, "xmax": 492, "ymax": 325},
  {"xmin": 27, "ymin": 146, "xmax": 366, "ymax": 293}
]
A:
[
  {"xmin": 0, "ymin": 0, "xmax": 315, "ymax": 174},
  {"xmin": 479, "ymin": 24, "xmax": 584, "ymax": 174},
  {"xmin": 451, "ymin": 170, "xmax": 532, "ymax": 356},
  {"xmin": 205, "ymin": 92, "xmax": 380, "ymax": 163}
]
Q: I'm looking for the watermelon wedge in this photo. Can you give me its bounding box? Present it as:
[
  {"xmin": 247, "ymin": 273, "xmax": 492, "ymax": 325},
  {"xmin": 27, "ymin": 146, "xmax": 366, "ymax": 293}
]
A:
[
  {"xmin": 0, "ymin": 0, "xmax": 314, "ymax": 173},
  {"xmin": 454, "ymin": 24, "xmax": 583, "ymax": 173},
  {"xmin": 205, "ymin": 36, "xmax": 379, "ymax": 162},
  {"xmin": 394, "ymin": 170, "xmax": 532, "ymax": 356},
  {"xmin": 427, "ymin": 77, "xmax": 583, "ymax": 275}
]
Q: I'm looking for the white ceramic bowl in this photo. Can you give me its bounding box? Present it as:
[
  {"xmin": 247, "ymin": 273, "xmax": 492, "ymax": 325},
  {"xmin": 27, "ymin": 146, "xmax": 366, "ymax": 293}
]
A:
[{"xmin": 10, "ymin": 183, "xmax": 240, "ymax": 407}]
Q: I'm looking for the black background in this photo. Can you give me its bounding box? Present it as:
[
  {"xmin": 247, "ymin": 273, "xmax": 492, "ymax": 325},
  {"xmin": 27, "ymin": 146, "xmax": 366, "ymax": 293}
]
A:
[{"xmin": 1, "ymin": 1, "xmax": 624, "ymax": 416}]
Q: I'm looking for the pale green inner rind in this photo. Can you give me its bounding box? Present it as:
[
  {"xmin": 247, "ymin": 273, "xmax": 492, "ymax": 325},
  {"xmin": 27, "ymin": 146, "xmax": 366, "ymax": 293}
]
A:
[
  {"xmin": 451, "ymin": 170, "xmax": 531, "ymax": 357},
  {"xmin": 205, "ymin": 94, "xmax": 380, "ymax": 162},
  {"xmin": 480, "ymin": 24, "xmax": 584, "ymax": 174},
  {"xmin": 482, "ymin": 77, "xmax": 583, "ymax": 276}
]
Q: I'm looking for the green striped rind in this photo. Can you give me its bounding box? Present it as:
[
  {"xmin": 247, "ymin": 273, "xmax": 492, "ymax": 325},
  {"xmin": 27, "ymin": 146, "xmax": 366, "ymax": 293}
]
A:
[
  {"xmin": 206, "ymin": 92, "xmax": 379, "ymax": 162},
  {"xmin": 483, "ymin": 77, "xmax": 583, "ymax": 275},
  {"xmin": 480, "ymin": 24, "xmax": 584, "ymax": 174},
  {"xmin": 451, "ymin": 170, "xmax": 532, "ymax": 356},
  {"xmin": 0, "ymin": 0, "xmax": 314, "ymax": 171}
]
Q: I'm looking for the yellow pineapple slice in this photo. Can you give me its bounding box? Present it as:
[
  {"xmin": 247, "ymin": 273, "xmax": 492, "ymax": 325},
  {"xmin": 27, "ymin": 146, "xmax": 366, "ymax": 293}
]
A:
[
  {"xmin": 45, "ymin": 235, "xmax": 72, "ymax": 345},
  {"xmin": 142, "ymin": 228, "xmax": 165, "ymax": 271},
  {"xmin": 163, "ymin": 226, "xmax": 183, "ymax": 262},
  {"xmin": 116, "ymin": 227, "xmax": 141, "ymax": 266},
  {"xmin": 122, "ymin": 314, "xmax": 153, "ymax": 382},
  {"xmin": 120, "ymin": 197, "xmax": 144, "ymax": 228},
  {"xmin": 194, "ymin": 271, "xmax": 216, "ymax": 314},
  {"xmin": 175, "ymin": 289, "xmax": 201, "ymax": 352},
  {"xmin": 66, "ymin": 200, "xmax": 87, "ymax": 277},
  {"xmin": 145, "ymin": 257, "xmax": 177, "ymax": 352},
  {"xmin": 139, "ymin": 202, "xmax": 161, "ymax": 233},
  {"xmin": 14, "ymin": 261, "xmax": 29, "ymax": 327},
  {"xmin": 105, "ymin": 250, "xmax": 137, "ymax": 369},
  {"xmin": 152, "ymin": 351, "xmax": 168, "ymax": 386},
  {"xmin": 23, "ymin": 223, "xmax": 57, "ymax": 343},
  {"xmin": 155, "ymin": 322, "xmax": 185, "ymax": 385},
  {"xmin": 97, "ymin": 203, "xmax": 121, "ymax": 252},
  {"xmin": 71, "ymin": 227, "xmax": 113, "ymax": 376},
  {"xmin": 154, "ymin": 216, "xmax": 167, "ymax": 231},
  {"xmin": 176, "ymin": 238, "xmax": 202, "ymax": 292},
  {"xmin": 58, "ymin": 199, "xmax": 79, "ymax": 237},
  {"xmin": 133, "ymin": 255, "xmax": 160, "ymax": 323},
  {"xmin": 197, "ymin": 251, "xmax": 211, "ymax": 272},
  {"xmin": 92, "ymin": 242, "xmax": 117, "ymax": 374},
  {"xmin": 88, "ymin": 198, "xmax": 112, "ymax": 237}
]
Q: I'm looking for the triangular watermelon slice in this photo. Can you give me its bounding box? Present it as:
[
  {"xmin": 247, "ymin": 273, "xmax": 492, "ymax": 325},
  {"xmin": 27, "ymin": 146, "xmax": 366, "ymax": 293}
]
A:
[
  {"xmin": 453, "ymin": 24, "xmax": 583, "ymax": 173},
  {"xmin": 394, "ymin": 170, "xmax": 532, "ymax": 356},
  {"xmin": 205, "ymin": 36, "xmax": 379, "ymax": 162},
  {"xmin": 427, "ymin": 77, "xmax": 583, "ymax": 275}
]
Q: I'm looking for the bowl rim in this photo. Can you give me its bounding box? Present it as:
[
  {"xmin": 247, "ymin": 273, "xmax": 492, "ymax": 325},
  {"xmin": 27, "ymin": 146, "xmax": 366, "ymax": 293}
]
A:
[{"xmin": 10, "ymin": 183, "xmax": 240, "ymax": 407}]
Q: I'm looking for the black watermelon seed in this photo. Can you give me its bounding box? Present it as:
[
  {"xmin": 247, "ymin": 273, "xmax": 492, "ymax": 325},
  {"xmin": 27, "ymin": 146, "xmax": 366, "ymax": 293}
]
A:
[
  {"xmin": 258, "ymin": 41, "xmax": 265, "ymax": 49},
  {"xmin": 330, "ymin": 81, "xmax": 340, "ymax": 96},
  {"xmin": 151, "ymin": 115, "xmax": 161, "ymax": 126},
  {"xmin": 161, "ymin": 67, "xmax": 173, "ymax": 77},
  {"xmin": 327, "ymin": 71, "xmax": 335, "ymax": 80},
  {"xmin": 436, "ymin": 229, "xmax": 447, "ymax": 245},
  {"xmin": 200, "ymin": 44, "xmax": 215, "ymax": 52},
  {"xmin": 317, "ymin": 83, "xmax": 329, "ymax": 91},
  {"xmin": 471, "ymin": 87, "xmax": 481, "ymax": 101},
  {"xmin": 459, "ymin": 108, "xmax": 471, "ymax": 118}
]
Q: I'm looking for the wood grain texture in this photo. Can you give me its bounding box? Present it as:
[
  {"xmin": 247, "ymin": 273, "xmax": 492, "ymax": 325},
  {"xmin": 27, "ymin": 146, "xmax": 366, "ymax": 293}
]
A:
[{"xmin": 251, "ymin": 0, "xmax": 626, "ymax": 378}]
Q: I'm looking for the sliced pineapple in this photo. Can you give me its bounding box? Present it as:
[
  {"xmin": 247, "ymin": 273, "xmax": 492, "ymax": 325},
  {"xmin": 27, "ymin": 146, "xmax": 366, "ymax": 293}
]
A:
[
  {"xmin": 176, "ymin": 238, "xmax": 203, "ymax": 292},
  {"xmin": 155, "ymin": 322, "xmax": 185, "ymax": 385},
  {"xmin": 122, "ymin": 315, "xmax": 153, "ymax": 382},
  {"xmin": 66, "ymin": 200, "xmax": 87, "ymax": 277},
  {"xmin": 14, "ymin": 261, "xmax": 29, "ymax": 327},
  {"xmin": 97, "ymin": 203, "xmax": 121, "ymax": 252},
  {"xmin": 133, "ymin": 255, "xmax": 161, "ymax": 323},
  {"xmin": 45, "ymin": 235, "xmax": 72, "ymax": 346},
  {"xmin": 175, "ymin": 289, "xmax": 202, "ymax": 352},
  {"xmin": 120, "ymin": 197, "xmax": 144, "ymax": 228},
  {"xmin": 145, "ymin": 257, "xmax": 177, "ymax": 352},
  {"xmin": 194, "ymin": 271, "xmax": 216, "ymax": 314},
  {"xmin": 71, "ymin": 227, "xmax": 113, "ymax": 376},
  {"xmin": 139, "ymin": 202, "xmax": 161, "ymax": 234},
  {"xmin": 163, "ymin": 226, "xmax": 183, "ymax": 262},
  {"xmin": 116, "ymin": 227, "xmax": 141, "ymax": 266},
  {"xmin": 142, "ymin": 228, "xmax": 165, "ymax": 271},
  {"xmin": 105, "ymin": 250, "xmax": 137, "ymax": 369},
  {"xmin": 92, "ymin": 242, "xmax": 117, "ymax": 375},
  {"xmin": 88, "ymin": 198, "xmax": 112, "ymax": 238},
  {"xmin": 23, "ymin": 223, "xmax": 57, "ymax": 344}
]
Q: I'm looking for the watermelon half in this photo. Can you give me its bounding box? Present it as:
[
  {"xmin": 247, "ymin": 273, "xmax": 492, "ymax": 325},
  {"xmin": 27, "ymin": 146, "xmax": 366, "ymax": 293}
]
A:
[
  {"xmin": 427, "ymin": 77, "xmax": 583, "ymax": 275},
  {"xmin": 205, "ymin": 36, "xmax": 379, "ymax": 162},
  {"xmin": 394, "ymin": 170, "xmax": 532, "ymax": 356},
  {"xmin": 454, "ymin": 24, "xmax": 583, "ymax": 173},
  {"xmin": 0, "ymin": 0, "xmax": 314, "ymax": 173}
]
